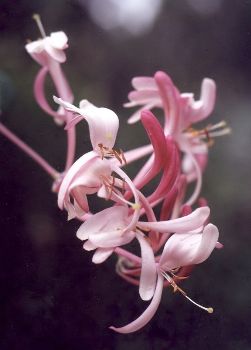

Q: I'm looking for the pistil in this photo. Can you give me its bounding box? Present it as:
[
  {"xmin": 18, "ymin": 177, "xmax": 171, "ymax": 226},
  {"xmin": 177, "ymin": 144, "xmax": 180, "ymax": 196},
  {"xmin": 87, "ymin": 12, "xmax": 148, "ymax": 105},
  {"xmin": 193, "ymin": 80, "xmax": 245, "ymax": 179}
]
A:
[{"xmin": 32, "ymin": 14, "xmax": 47, "ymax": 39}]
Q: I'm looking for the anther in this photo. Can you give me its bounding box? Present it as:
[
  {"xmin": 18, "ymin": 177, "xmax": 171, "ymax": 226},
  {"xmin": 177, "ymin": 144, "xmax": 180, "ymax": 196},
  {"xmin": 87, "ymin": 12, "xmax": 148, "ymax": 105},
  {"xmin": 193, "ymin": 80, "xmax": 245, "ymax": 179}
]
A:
[
  {"xmin": 32, "ymin": 14, "xmax": 46, "ymax": 38},
  {"xmin": 131, "ymin": 203, "xmax": 141, "ymax": 210}
]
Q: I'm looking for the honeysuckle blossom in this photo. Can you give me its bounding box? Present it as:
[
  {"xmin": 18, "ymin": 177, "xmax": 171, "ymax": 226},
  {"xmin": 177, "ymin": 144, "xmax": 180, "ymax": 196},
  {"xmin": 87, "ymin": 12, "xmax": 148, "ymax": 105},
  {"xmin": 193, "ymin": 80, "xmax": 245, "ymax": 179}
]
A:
[
  {"xmin": 26, "ymin": 15, "xmax": 73, "ymax": 130},
  {"xmin": 124, "ymin": 71, "xmax": 230, "ymax": 205},
  {"xmin": 53, "ymin": 97, "xmax": 119, "ymax": 151},
  {"xmin": 25, "ymin": 30, "xmax": 68, "ymax": 66},
  {"xmin": 58, "ymin": 151, "xmax": 112, "ymax": 219},
  {"xmin": 25, "ymin": 15, "xmax": 75, "ymax": 171},
  {"xmin": 125, "ymin": 71, "xmax": 216, "ymax": 131},
  {"xmin": 110, "ymin": 223, "xmax": 219, "ymax": 334},
  {"xmin": 0, "ymin": 22, "xmax": 226, "ymax": 336}
]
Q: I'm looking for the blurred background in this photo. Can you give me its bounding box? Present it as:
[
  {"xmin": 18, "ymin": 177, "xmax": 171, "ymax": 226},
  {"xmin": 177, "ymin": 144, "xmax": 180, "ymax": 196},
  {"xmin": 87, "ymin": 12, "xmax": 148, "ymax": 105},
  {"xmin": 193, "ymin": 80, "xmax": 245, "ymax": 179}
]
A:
[{"xmin": 0, "ymin": 0, "xmax": 251, "ymax": 349}]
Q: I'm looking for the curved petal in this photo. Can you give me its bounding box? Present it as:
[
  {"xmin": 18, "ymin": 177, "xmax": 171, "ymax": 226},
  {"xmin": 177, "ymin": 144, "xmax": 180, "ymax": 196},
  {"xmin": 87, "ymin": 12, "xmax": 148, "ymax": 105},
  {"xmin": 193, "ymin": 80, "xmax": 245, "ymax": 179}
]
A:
[
  {"xmin": 89, "ymin": 230, "xmax": 135, "ymax": 248},
  {"xmin": 92, "ymin": 248, "xmax": 114, "ymax": 264},
  {"xmin": 44, "ymin": 39, "xmax": 66, "ymax": 63},
  {"xmin": 57, "ymin": 151, "xmax": 97, "ymax": 209},
  {"xmin": 159, "ymin": 223, "xmax": 219, "ymax": 270},
  {"xmin": 110, "ymin": 274, "xmax": 164, "ymax": 334},
  {"xmin": 49, "ymin": 31, "xmax": 68, "ymax": 49},
  {"xmin": 127, "ymin": 90, "xmax": 159, "ymax": 104},
  {"xmin": 192, "ymin": 224, "xmax": 219, "ymax": 264},
  {"xmin": 138, "ymin": 207, "xmax": 210, "ymax": 234},
  {"xmin": 79, "ymin": 100, "xmax": 119, "ymax": 150},
  {"xmin": 53, "ymin": 96, "xmax": 81, "ymax": 114},
  {"xmin": 83, "ymin": 240, "xmax": 96, "ymax": 251},
  {"xmin": 76, "ymin": 206, "xmax": 129, "ymax": 240},
  {"xmin": 136, "ymin": 232, "xmax": 157, "ymax": 301},
  {"xmin": 131, "ymin": 76, "xmax": 157, "ymax": 90},
  {"xmin": 154, "ymin": 71, "xmax": 180, "ymax": 135},
  {"xmin": 126, "ymin": 110, "xmax": 167, "ymax": 194},
  {"xmin": 190, "ymin": 78, "xmax": 216, "ymax": 124}
]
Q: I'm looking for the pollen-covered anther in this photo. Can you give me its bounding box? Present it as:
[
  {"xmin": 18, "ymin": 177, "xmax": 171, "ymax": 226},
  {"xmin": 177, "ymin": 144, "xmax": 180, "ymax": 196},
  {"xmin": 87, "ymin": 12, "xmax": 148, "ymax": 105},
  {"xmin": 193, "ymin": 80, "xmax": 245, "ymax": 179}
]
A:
[
  {"xmin": 131, "ymin": 203, "xmax": 141, "ymax": 211},
  {"xmin": 98, "ymin": 143, "xmax": 127, "ymax": 164}
]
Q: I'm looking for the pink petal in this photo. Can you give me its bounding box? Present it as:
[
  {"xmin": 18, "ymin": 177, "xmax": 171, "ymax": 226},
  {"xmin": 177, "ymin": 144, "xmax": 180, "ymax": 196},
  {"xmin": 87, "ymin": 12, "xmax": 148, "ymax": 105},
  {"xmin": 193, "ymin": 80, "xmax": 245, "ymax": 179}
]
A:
[
  {"xmin": 192, "ymin": 224, "xmax": 219, "ymax": 264},
  {"xmin": 79, "ymin": 100, "xmax": 119, "ymax": 150},
  {"xmin": 57, "ymin": 151, "xmax": 97, "ymax": 209},
  {"xmin": 53, "ymin": 96, "xmax": 81, "ymax": 114},
  {"xmin": 136, "ymin": 233, "xmax": 157, "ymax": 301},
  {"xmin": 89, "ymin": 230, "xmax": 135, "ymax": 248},
  {"xmin": 131, "ymin": 76, "xmax": 157, "ymax": 90},
  {"xmin": 154, "ymin": 71, "xmax": 180, "ymax": 135},
  {"xmin": 83, "ymin": 240, "xmax": 96, "ymax": 251},
  {"xmin": 190, "ymin": 78, "xmax": 216, "ymax": 124},
  {"xmin": 44, "ymin": 39, "xmax": 66, "ymax": 63},
  {"xmin": 76, "ymin": 206, "xmax": 129, "ymax": 240},
  {"xmin": 110, "ymin": 274, "xmax": 164, "ymax": 334},
  {"xmin": 147, "ymin": 138, "xmax": 180, "ymax": 204},
  {"xmin": 92, "ymin": 248, "xmax": 114, "ymax": 264},
  {"xmin": 128, "ymin": 90, "xmax": 160, "ymax": 104},
  {"xmin": 125, "ymin": 110, "xmax": 167, "ymax": 195},
  {"xmin": 159, "ymin": 223, "xmax": 219, "ymax": 270},
  {"xmin": 138, "ymin": 207, "xmax": 210, "ymax": 233}
]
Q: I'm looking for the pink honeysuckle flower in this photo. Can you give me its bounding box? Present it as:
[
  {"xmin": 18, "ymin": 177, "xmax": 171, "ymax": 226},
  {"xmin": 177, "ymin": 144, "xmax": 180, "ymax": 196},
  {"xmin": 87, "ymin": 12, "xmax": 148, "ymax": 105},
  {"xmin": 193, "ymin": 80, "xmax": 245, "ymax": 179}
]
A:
[
  {"xmin": 58, "ymin": 151, "xmax": 112, "ymax": 220},
  {"xmin": 125, "ymin": 72, "xmax": 231, "ymax": 206},
  {"xmin": 25, "ymin": 31, "xmax": 68, "ymax": 66},
  {"xmin": 53, "ymin": 97, "xmax": 119, "ymax": 151},
  {"xmin": 26, "ymin": 15, "xmax": 73, "ymax": 128},
  {"xmin": 110, "ymin": 223, "xmax": 219, "ymax": 334},
  {"xmin": 76, "ymin": 206, "xmax": 132, "ymax": 264},
  {"xmin": 125, "ymin": 71, "xmax": 216, "ymax": 132},
  {"xmin": 77, "ymin": 205, "xmax": 156, "ymax": 301}
]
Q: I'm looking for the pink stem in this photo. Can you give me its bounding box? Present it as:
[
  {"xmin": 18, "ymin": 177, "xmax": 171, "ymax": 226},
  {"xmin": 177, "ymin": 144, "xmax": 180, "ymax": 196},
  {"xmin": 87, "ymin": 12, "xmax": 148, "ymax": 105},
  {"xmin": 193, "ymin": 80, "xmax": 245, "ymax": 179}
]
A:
[
  {"xmin": 64, "ymin": 117, "xmax": 76, "ymax": 171},
  {"xmin": 0, "ymin": 122, "xmax": 59, "ymax": 179},
  {"xmin": 48, "ymin": 61, "xmax": 76, "ymax": 171}
]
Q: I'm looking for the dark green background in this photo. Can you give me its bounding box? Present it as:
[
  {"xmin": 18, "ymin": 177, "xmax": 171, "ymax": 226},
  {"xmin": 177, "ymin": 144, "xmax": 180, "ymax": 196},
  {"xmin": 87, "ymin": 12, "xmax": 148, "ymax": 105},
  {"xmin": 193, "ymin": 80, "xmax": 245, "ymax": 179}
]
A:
[{"xmin": 0, "ymin": 1, "xmax": 251, "ymax": 349}]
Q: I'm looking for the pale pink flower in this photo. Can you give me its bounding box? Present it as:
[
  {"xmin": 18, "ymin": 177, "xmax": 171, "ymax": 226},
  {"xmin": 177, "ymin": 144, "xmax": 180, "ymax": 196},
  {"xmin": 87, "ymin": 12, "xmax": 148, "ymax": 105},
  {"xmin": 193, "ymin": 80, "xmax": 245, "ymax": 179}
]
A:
[
  {"xmin": 26, "ymin": 16, "xmax": 73, "ymax": 128},
  {"xmin": 77, "ymin": 205, "xmax": 157, "ymax": 301},
  {"xmin": 53, "ymin": 97, "xmax": 119, "ymax": 151},
  {"xmin": 111, "ymin": 222, "xmax": 219, "ymax": 333},
  {"xmin": 58, "ymin": 151, "xmax": 112, "ymax": 219},
  {"xmin": 25, "ymin": 31, "xmax": 68, "ymax": 66}
]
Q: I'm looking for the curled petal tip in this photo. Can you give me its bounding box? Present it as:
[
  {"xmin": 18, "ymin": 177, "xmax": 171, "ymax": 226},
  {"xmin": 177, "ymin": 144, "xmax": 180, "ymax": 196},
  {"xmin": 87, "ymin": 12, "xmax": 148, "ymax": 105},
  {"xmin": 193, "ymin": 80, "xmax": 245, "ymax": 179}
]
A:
[{"xmin": 154, "ymin": 71, "xmax": 171, "ymax": 84}]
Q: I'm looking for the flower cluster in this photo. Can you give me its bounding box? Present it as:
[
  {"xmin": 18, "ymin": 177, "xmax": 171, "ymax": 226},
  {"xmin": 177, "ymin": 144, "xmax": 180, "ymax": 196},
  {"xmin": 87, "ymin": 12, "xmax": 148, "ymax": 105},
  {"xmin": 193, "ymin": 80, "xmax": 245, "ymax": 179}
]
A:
[{"xmin": 0, "ymin": 16, "xmax": 229, "ymax": 334}]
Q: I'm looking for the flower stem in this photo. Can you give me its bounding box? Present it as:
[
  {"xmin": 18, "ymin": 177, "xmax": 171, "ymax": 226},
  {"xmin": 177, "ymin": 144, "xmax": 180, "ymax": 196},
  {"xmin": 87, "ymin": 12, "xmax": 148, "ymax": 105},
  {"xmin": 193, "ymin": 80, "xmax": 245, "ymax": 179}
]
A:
[
  {"xmin": 0, "ymin": 122, "xmax": 59, "ymax": 179},
  {"xmin": 64, "ymin": 120, "xmax": 76, "ymax": 171}
]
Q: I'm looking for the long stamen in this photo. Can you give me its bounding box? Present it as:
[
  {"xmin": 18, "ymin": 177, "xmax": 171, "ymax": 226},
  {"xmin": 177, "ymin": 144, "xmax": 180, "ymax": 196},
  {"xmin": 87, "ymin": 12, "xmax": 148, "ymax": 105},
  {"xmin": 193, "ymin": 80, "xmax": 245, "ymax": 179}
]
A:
[
  {"xmin": 187, "ymin": 120, "xmax": 231, "ymax": 141},
  {"xmin": 32, "ymin": 14, "xmax": 46, "ymax": 38},
  {"xmin": 161, "ymin": 271, "xmax": 213, "ymax": 314}
]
